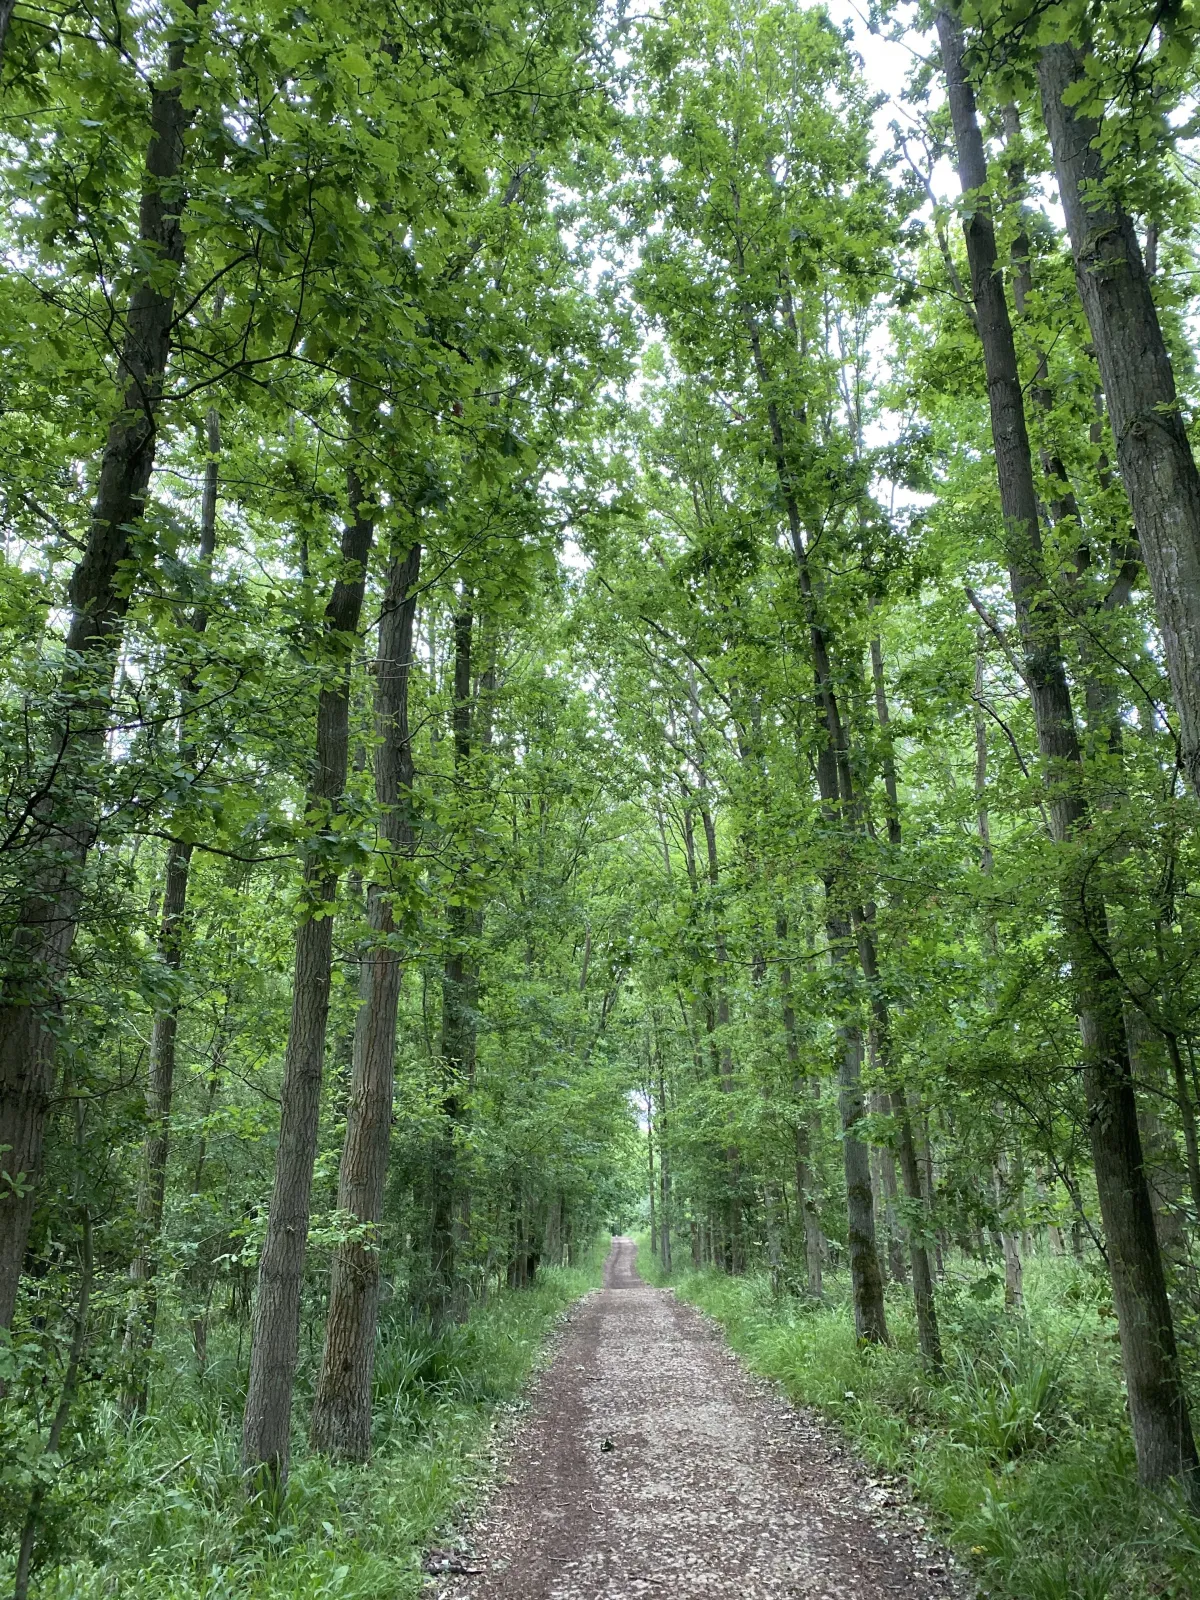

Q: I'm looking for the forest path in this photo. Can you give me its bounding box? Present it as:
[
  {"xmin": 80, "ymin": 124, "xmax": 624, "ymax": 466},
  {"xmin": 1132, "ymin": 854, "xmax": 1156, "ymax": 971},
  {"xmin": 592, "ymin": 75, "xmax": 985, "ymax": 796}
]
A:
[{"xmin": 431, "ymin": 1238, "xmax": 963, "ymax": 1600}]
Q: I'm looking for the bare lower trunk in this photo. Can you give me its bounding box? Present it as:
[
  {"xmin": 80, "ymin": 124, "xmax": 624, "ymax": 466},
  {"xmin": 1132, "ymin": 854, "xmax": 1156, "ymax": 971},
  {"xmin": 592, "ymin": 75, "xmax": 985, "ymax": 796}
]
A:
[
  {"xmin": 427, "ymin": 605, "xmax": 481, "ymax": 1323},
  {"xmin": 743, "ymin": 302, "xmax": 886, "ymax": 1337},
  {"xmin": 939, "ymin": 7, "xmax": 1197, "ymax": 1489},
  {"xmin": 1038, "ymin": 41, "xmax": 1200, "ymax": 803},
  {"xmin": 310, "ymin": 541, "xmax": 420, "ymax": 1462},
  {"xmin": 0, "ymin": 29, "xmax": 196, "ymax": 1328},
  {"xmin": 122, "ymin": 838, "xmax": 192, "ymax": 1406},
  {"xmin": 836, "ymin": 1022, "xmax": 888, "ymax": 1344},
  {"xmin": 122, "ymin": 409, "xmax": 220, "ymax": 1409},
  {"xmin": 778, "ymin": 916, "xmax": 824, "ymax": 1296},
  {"xmin": 891, "ymin": 1089, "xmax": 942, "ymax": 1369},
  {"xmin": 241, "ymin": 471, "xmax": 374, "ymax": 1490},
  {"xmin": 657, "ymin": 1060, "xmax": 672, "ymax": 1274}
]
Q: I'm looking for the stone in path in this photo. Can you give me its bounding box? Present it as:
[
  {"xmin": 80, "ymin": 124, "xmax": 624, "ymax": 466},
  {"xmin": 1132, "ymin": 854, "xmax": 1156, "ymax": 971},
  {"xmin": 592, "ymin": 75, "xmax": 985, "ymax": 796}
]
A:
[{"xmin": 434, "ymin": 1237, "xmax": 964, "ymax": 1600}]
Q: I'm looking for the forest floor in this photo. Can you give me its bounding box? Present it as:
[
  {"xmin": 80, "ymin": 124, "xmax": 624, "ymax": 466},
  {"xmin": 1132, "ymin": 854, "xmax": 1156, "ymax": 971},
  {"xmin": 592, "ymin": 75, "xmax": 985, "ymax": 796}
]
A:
[{"xmin": 431, "ymin": 1238, "xmax": 965, "ymax": 1599}]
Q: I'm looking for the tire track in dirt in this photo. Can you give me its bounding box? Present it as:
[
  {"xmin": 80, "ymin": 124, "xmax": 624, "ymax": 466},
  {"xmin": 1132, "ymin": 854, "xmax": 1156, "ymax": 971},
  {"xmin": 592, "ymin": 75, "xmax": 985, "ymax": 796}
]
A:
[{"xmin": 433, "ymin": 1238, "xmax": 965, "ymax": 1600}]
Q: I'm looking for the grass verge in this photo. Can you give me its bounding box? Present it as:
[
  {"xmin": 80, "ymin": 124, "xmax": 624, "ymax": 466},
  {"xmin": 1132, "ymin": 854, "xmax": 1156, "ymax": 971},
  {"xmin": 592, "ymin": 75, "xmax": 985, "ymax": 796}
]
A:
[
  {"xmin": 635, "ymin": 1237, "xmax": 1200, "ymax": 1600},
  {"xmin": 19, "ymin": 1248, "xmax": 603, "ymax": 1599}
]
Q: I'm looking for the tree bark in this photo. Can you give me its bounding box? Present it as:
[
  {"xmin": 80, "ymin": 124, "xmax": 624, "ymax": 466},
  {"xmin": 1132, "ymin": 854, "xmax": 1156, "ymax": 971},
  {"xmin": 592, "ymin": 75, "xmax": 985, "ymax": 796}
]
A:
[
  {"xmin": 0, "ymin": 23, "xmax": 196, "ymax": 1329},
  {"xmin": 241, "ymin": 467, "xmax": 374, "ymax": 1490},
  {"xmin": 309, "ymin": 539, "xmax": 421, "ymax": 1462},
  {"xmin": 863, "ymin": 639, "xmax": 943, "ymax": 1365},
  {"xmin": 122, "ymin": 407, "xmax": 220, "ymax": 1410},
  {"xmin": 742, "ymin": 300, "xmax": 887, "ymax": 1339},
  {"xmin": 777, "ymin": 913, "xmax": 823, "ymax": 1296},
  {"xmin": 939, "ymin": 7, "xmax": 1198, "ymax": 1489},
  {"xmin": 427, "ymin": 604, "xmax": 479, "ymax": 1322},
  {"xmin": 1038, "ymin": 40, "xmax": 1200, "ymax": 802}
]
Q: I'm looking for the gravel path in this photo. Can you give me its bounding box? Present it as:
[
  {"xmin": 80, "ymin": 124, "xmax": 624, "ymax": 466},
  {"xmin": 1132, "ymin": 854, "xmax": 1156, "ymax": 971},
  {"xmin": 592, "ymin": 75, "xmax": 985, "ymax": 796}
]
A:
[{"xmin": 432, "ymin": 1238, "xmax": 965, "ymax": 1600}]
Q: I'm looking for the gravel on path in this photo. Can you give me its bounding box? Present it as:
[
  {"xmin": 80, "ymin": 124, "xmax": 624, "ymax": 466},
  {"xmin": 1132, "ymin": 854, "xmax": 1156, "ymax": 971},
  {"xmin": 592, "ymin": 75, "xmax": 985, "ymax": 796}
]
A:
[{"xmin": 432, "ymin": 1237, "xmax": 966, "ymax": 1600}]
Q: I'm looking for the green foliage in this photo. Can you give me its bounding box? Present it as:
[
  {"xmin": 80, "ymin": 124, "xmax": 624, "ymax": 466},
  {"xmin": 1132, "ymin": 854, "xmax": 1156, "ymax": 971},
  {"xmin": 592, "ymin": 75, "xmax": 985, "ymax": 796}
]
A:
[
  {"xmin": 658, "ymin": 1252, "xmax": 1200, "ymax": 1600},
  {"xmin": 15, "ymin": 1249, "xmax": 603, "ymax": 1599}
]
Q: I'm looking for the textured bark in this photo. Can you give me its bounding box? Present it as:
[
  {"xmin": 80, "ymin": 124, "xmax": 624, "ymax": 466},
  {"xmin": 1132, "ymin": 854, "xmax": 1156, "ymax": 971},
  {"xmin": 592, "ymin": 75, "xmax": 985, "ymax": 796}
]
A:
[
  {"xmin": 891, "ymin": 1088, "xmax": 942, "ymax": 1369},
  {"xmin": 743, "ymin": 306, "xmax": 887, "ymax": 1339},
  {"xmin": 657, "ymin": 1058, "xmax": 672, "ymax": 1274},
  {"xmin": 241, "ymin": 470, "xmax": 374, "ymax": 1489},
  {"xmin": 427, "ymin": 606, "xmax": 479, "ymax": 1321},
  {"xmin": 310, "ymin": 541, "xmax": 420, "ymax": 1462},
  {"xmin": 0, "ymin": 0, "xmax": 17, "ymax": 73},
  {"xmin": 777, "ymin": 913, "xmax": 823, "ymax": 1297},
  {"xmin": 1038, "ymin": 41, "xmax": 1200, "ymax": 802},
  {"xmin": 122, "ymin": 407, "xmax": 220, "ymax": 1408},
  {"xmin": 683, "ymin": 673, "xmax": 745, "ymax": 1272},
  {"xmin": 836, "ymin": 1022, "xmax": 888, "ymax": 1344},
  {"xmin": 939, "ymin": 8, "xmax": 1197, "ymax": 1489},
  {"xmin": 121, "ymin": 837, "xmax": 192, "ymax": 1405},
  {"xmin": 875, "ymin": 1114, "xmax": 907, "ymax": 1286},
  {"xmin": 864, "ymin": 640, "xmax": 943, "ymax": 1366},
  {"xmin": 0, "ymin": 28, "xmax": 195, "ymax": 1329}
]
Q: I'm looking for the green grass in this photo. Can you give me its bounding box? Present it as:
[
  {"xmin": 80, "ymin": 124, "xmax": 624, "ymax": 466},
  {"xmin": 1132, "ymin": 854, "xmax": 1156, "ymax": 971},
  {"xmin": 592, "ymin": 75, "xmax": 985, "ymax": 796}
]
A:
[
  {"xmin": 635, "ymin": 1237, "xmax": 1200, "ymax": 1600},
  {"xmin": 13, "ymin": 1248, "xmax": 604, "ymax": 1599}
]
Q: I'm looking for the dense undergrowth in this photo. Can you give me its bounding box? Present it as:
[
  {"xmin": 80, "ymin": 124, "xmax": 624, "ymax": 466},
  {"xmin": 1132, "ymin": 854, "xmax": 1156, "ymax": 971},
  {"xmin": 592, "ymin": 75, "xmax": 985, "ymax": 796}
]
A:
[
  {"xmin": 4, "ymin": 1248, "xmax": 602, "ymax": 1599},
  {"xmin": 637, "ymin": 1241, "xmax": 1200, "ymax": 1600}
]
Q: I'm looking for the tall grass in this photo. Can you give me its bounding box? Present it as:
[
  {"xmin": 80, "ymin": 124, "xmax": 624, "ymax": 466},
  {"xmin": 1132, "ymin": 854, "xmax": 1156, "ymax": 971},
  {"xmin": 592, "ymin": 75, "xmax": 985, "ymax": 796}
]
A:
[
  {"xmin": 10, "ymin": 1249, "xmax": 603, "ymax": 1599},
  {"xmin": 638, "ymin": 1240, "xmax": 1200, "ymax": 1600}
]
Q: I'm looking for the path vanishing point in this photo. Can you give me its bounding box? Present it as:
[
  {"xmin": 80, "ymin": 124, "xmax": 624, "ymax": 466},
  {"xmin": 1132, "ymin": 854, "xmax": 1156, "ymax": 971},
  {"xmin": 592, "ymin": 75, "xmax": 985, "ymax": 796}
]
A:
[{"xmin": 433, "ymin": 1237, "xmax": 964, "ymax": 1600}]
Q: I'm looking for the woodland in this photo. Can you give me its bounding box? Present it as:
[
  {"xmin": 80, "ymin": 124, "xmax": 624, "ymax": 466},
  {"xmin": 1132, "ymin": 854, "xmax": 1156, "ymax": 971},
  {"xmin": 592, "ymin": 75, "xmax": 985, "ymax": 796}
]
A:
[{"xmin": 3, "ymin": 0, "xmax": 1200, "ymax": 1594}]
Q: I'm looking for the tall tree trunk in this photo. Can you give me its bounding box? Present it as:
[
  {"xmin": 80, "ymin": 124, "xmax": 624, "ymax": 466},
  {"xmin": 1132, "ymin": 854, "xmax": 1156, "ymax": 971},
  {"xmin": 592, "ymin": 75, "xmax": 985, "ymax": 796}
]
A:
[
  {"xmin": 122, "ymin": 408, "xmax": 221, "ymax": 1411},
  {"xmin": 777, "ymin": 912, "xmax": 823, "ymax": 1296},
  {"xmin": 428, "ymin": 604, "xmax": 478, "ymax": 1322},
  {"xmin": 1038, "ymin": 40, "xmax": 1200, "ymax": 803},
  {"xmin": 241, "ymin": 466, "xmax": 374, "ymax": 1490},
  {"xmin": 647, "ymin": 1080, "xmax": 658, "ymax": 1258},
  {"xmin": 657, "ymin": 1053, "xmax": 672, "ymax": 1274},
  {"xmin": 891, "ymin": 1087, "xmax": 942, "ymax": 1368},
  {"xmin": 864, "ymin": 640, "xmax": 943, "ymax": 1365},
  {"xmin": 742, "ymin": 303, "xmax": 888, "ymax": 1338},
  {"xmin": 0, "ymin": 22, "xmax": 197, "ymax": 1331},
  {"xmin": 310, "ymin": 540, "xmax": 421, "ymax": 1462},
  {"xmin": 939, "ymin": 8, "xmax": 1198, "ymax": 1489}
]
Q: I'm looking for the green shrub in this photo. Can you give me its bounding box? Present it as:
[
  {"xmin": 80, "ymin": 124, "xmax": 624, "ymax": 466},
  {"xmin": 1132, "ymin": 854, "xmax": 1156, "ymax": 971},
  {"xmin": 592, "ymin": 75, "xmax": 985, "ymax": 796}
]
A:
[
  {"xmin": 638, "ymin": 1240, "xmax": 1200, "ymax": 1600},
  {"xmin": 4, "ymin": 1249, "xmax": 602, "ymax": 1599}
]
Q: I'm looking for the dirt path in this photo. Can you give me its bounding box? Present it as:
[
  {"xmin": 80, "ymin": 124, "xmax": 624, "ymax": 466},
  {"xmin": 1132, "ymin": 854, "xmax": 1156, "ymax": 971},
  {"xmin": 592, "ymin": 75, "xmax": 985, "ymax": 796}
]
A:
[{"xmin": 432, "ymin": 1238, "xmax": 963, "ymax": 1600}]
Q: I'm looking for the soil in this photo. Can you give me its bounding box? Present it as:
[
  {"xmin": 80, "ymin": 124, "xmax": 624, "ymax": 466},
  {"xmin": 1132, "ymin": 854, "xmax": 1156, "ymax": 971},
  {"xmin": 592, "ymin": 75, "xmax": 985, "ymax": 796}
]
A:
[{"xmin": 431, "ymin": 1238, "xmax": 967, "ymax": 1600}]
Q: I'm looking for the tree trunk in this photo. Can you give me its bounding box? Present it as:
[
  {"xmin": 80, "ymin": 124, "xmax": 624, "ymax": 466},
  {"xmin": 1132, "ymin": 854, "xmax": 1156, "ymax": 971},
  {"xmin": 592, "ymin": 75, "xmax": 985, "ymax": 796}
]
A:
[
  {"xmin": 891, "ymin": 1088, "xmax": 942, "ymax": 1368},
  {"xmin": 309, "ymin": 539, "xmax": 421, "ymax": 1462},
  {"xmin": 777, "ymin": 913, "xmax": 823, "ymax": 1296},
  {"xmin": 122, "ymin": 407, "xmax": 220, "ymax": 1410},
  {"xmin": 656, "ymin": 1051, "xmax": 672, "ymax": 1274},
  {"xmin": 647, "ymin": 1086, "xmax": 658, "ymax": 1258},
  {"xmin": 862, "ymin": 641, "xmax": 943, "ymax": 1363},
  {"xmin": 241, "ymin": 467, "xmax": 374, "ymax": 1490},
  {"xmin": 0, "ymin": 23, "xmax": 196, "ymax": 1331},
  {"xmin": 835, "ymin": 1020, "xmax": 888, "ymax": 1343},
  {"xmin": 1038, "ymin": 40, "xmax": 1200, "ymax": 803},
  {"xmin": 427, "ymin": 604, "xmax": 479, "ymax": 1322},
  {"xmin": 939, "ymin": 7, "xmax": 1198, "ymax": 1489},
  {"xmin": 742, "ymin": 293, "xmax": 887, "ymax": 1338}
]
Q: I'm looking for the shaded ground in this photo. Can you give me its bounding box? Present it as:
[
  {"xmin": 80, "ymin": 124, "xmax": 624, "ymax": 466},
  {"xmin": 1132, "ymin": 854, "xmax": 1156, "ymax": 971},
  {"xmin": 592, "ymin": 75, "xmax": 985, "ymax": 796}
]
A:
[{"xmin": 432, "ymin": 1238, "xmax": 965, "ymax": 1599}]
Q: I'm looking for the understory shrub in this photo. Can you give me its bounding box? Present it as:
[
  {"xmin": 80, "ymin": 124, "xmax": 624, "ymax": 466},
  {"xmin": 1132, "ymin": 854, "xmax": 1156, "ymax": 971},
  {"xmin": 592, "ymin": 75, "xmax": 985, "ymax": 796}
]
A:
[
  {"xmin": 638, "ymin": 1243, "xmax": 1200, "ymax": 1600},
  {"xmin": 5, "ymin": 1249, "xmax": 602, "ymax": 1599}
]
